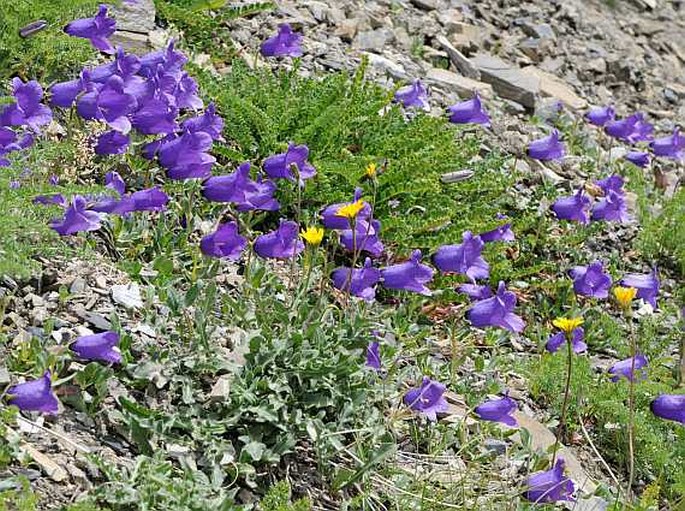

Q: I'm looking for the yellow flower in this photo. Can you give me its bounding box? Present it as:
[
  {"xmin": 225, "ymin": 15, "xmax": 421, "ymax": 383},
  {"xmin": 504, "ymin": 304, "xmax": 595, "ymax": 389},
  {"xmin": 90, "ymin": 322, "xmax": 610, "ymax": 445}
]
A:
[
  {"xmin": 614, "ymin": 286, "xmax": 637, "ymax": 309},
  {"xmin": 336, "ymin": 199, "xmax": 365, "ymax": 219},
  {"xmin": 365, "ymin": 162, "xmax": 377, "ymax": 178},
  {"xmin": 300, "ymin": 226, "xmax": 324, "ymax": 246},
  {"xmin": 552, "ymin": 317, "xmax": 584, "ymax": 334}
]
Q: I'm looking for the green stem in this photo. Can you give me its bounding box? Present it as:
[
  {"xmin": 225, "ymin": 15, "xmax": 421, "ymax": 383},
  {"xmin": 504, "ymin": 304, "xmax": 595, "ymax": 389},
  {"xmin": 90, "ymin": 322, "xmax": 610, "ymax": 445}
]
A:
[
  {"xmin": 552, "ymin": 333, "xmax": 573, "ymax": 466},
  {"xmin": 626, "ymin": 315, "xmax": 637, "ymax": 505}
]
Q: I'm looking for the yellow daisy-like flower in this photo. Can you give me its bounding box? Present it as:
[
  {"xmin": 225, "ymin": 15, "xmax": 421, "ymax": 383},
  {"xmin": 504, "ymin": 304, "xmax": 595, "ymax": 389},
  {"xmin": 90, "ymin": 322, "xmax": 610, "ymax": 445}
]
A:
[
  {"xmin": 336, "ymin": 199, "xmax": 365, "ymax": 219},
  {"xmin": 613, "ymin": 286, "xmax": 637, "ymax": 309},
  {"xmin": 300, "ymin": 226, "xmax": 324, "ymax": 246},
  {"xmin": 552, "ymin": 316, "xmax": 584, "ymax": 334},
  {"xmin": 365, "ymin": 162, "xmax": 377, "ymax": 178}
]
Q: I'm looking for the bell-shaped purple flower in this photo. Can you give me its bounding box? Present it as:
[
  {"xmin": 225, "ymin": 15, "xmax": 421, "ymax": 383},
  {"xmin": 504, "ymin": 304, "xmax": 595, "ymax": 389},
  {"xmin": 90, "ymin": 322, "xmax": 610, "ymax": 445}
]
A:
[
  {"xmin": 569, "ymin": 261, "xmax": 612, "ymax": 299},
  {"xmin": 650, "ymin": 128, "xmax": 685, "ymax": 160},
  {"xmin": 591, "ymin": 190, "xmax": 629, "ymax": 223},
  {"xmin": 650, "ymin": 394, "xmax": 685, "ymax": 425},
  {"xmin": 447, "ymin": 93, "xmax": 490, "ymax": 126},
  {"xmin": 403, "ymin": 376, "xmax": 449, "ymax": 422},
  {"xmin": 596, "ymin": 174, "xmax": 624, "ymax": 195},
  {"xmin": 7, "ymin": 371, "xmax": 59, "ymax": 415},
  {"xmin": 321, "ymin": 188, "xmax": 372, "ymax": 230},
  {"xmin": 546, "ymin": 327, "xmax": 587, "ymax": 354},
  {"xmin": 139, "ymin": 41, "xmax": 188, "ymax": 78},
  {"xmin": 458, "ymin": 283, "xmax": 493, "ymax": 301},
  {"xmin": 71, "ymin": 331, "xmax": 122, "ymax": 364},
  {"xmin": 585, "ymin": 105, "xmax": 615, "ymax": 127},
  {"xmin": 479, "ymin": 222, "xmax": 515, "ymax": 243},
  {"xmin": 380, "ymin": 250, "xmax": 434, "ymax": 296},
  {"xmin": 620, "ymin": 268, "xmax": 659, "ymax": 308},
  {"xmin": 0, "ymin": 79, "xmax": 52, "ymax": 131},
  {"xmin": 50, "ymin": 70, "xmax": 92, "ymax": 108},
  {"xmin": 182, "ymin": 102, "xmax": 224, "ymax": 141},
  {"xmin": 434, "ymin": 231, "xmax": 489, "ymax": 281},
  {"xmin": 605, "ymin": 113, "xmax": 653, "ymax": 143},
  {"xmin": 50, "ymin": 196, "xmax": 102, "ymax": 236},
  {"xmin": 339, "ymin": 219, "xmax": 385, "ymax": 258},
  {"xmin": 200, "ymin": 222, "xmax": 247, "ymax": 260},
  {"xmin": 0, "ymin": 127, "xmax": 33, "ymax": 167},
  {"xmin": 126, "ymin": 187, "xmax": 169, "ymax": 213},
  {"xmin": 90, "ymin": 47, "xmax": 141, "ymax": 83},
  {"xmin": 366, "ymin": 341, "xmax": 381, "ymax": 370},
  {"xmin": 77, "ymin": 76, "xmax": 137, "ymax": 133},
  {"xmin": 131, "ymin": 97, "xmax": 179, "ymax": 135},
  {"xmin": 254, "ymin": 220, "xmax": 305, "ymax": 259},
  {"xmin": 105, "ymin": 171, "xmax": 126, "ymax": 196},
  {"xmin": 467, "ymin": 281, "xmax": 525, "ymax": 333},
  {"xmin": 394, "ymin": 80, "xmax": 430, "ymax": 111},
  {"xmin": 64, "ymin": 4, "xmax": 116, "ymax": 53},
  {"xmin": 202, "ymin": 162, "xmax": 279, "ymax": 212},
  {"xmin": 624, "ymin": 151, "xmax": 650, "ymax": 168},
  {"xmin": 524, "ymin": 458, "xmax": 575, "ymax": 504},
  {"xmin": 331, "ymin": 258, "xmax": 381, "ymax": 302},
  {"xmin": 551, "ymin": 188, "xmax": 591, "ymax": 224},
  {"xmin": 260, "ymin": 23, "xmax": 303, "ymax": 58},
  {"xmin": 609, "ymin": 353, "xmax": 648, "ymax": 382},
  {"xmin": 158, "ymin": 131, "xmax": 216, "ymax": 180},
  {"xmin": 528, "ymin": 129, "xmax": 565, "ymax": 161},
  {"xmin": 173, "ymin": 73, "xmax": 203, "ymax": 111},
  {"xmin": 95, "ymin": 130, "xmax": 130, "ymax": 155},
  {"xmin": 263, "ymin": 143, "xmax": 316, "ymax": 182},
  {"xmin": 474, "ymin": 395, "xmax": 518, "ymax": 427}
]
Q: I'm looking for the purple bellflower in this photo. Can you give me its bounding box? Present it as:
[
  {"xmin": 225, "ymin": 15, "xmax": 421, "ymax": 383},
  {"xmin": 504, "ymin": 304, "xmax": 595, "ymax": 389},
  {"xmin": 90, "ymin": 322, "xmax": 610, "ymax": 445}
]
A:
[
  {"xmin": 0, "ymin": 79, "xmax": 52, "ymax": 131},
  {"xmin": 321, "ymin": 188, "xmax": 372, "ymax": 230},
  {"xmin": 200, "ymin": 222, "xmax": 247, "ymax": 260},
  {"xmin": 106, "ymin": 171, "xmax": 126, "ymax": 196},
  {"xmin": 7, "ymin": 371, "xmax": 59, "ymax": 415},
  {"xmin": 394, "ymin": 80, "xmax": 430, "ymax": 111},
  {"xmin": 591, "ymin": 190, "xmax": 629, "ymax": 223},
  {"xmin": 202, "ymin": 162, "xmax": 279, "ymax": 212},
  {"xmin": 605, "ymin": 113, "xmax": 653, "ymax": 143},
  {"xmin": 403, "ymin": 376, "xmax": 449, "ymax": 422},
  {"xmin": 331, "ymin": 258, "xmax": 381, "ymax": 302},
  {"xmin": 458, "ymin": 283, "xmax": 493, "ymax": 301},
  {"xmin": 651, "ymin": 127, "xmax": 685, "ymax": 160},
  {"xmin": 64, "ymin": 4, "xmax": 116, "ymax": 53},
  {"xmin": 624, "ymin": 151, "xmax": 650, "ymax": 168},
  {"xmin": 609, "ymin": 353, "xmax": 648, "ymax": 382},
  {"xmin": 467, "ymin": 281, "xmax": 525, "ymax": 333},
  {"xmin": 0, "ymin": 127, "xmax": 33, "ymax": 167},
  {"xmin": 90, "ymin": 47, "xmax": 141, "ymax": 83},
  {"xmin": 131, "ymin": 96, "xmax": 179, "ymax": 135},
  {"xmin": 380, "ymin": 250, "xmax": 434, "ymax": 296},
  {"xmin": 620, "ymin": 268, "xmax": 659, "ymax": 308},
  {"xmin": 524, "ymin": 458, "xmax": 575, "ymax": 504},
  {"xmin": 77, "ymin": 76, "xmax": 137, "ymax": 133},
  {"xmin": 139, "ymin": 41, "xmax": 188, "ymax": 78},
  {"xmin": 479, "ymin": 221, "xmax": 515, "ymax": 243},
  {"xmin": 50, "ymin": 196, "xmax": 102, "ymax": 236},
  {"xmin": 447, "ymin": 93, "xmax": 490, "ymax": 126},
  {"xmin": 474, "ymin": 395, "xmax": 518, "ymax": 427},
  {"xmin": 528, "ymin": 129, "xmax": 565, "ymax": 161},
  {"xmin": 551, "ymin": 188, "xmax": 591, "ymax": 224},
  {"xmin": 585, "ymin": 105, "xmax": 615, "ymax": 127},
  {"xmin": 50, "ymin": 70, "xmax": 92, "ymax": 108},
  {"xmin": 263, "ymin": 143, "xmax": 316, "ymax": 182},
  {"xmin": 182, "ymin": 103, "xmax": 224, "ymax": 141},
  {"xmin": 71, "ymin": 331, "xmax": 122, "ymax": 364},
  {"xmin": 546, "ymin": 327, "xmax": 587, "ymax": 354},
  {"xmin": 569, "ymin": 261, "xmax": 612, "ymax": 299},
  {"xmin": 158, "ymin": 131, "xmax": 216, "ymax": 180},
  {"xmin": 434, "ymin": 231, "xmax": 489, "ymax": 281},
  {"xmin": 339, "ymin": 219, "xmax": 385, "ymax": 258},
  {"xmin": 650, "ymin": 394, "xmax": 685, "ymax": 425},
  {"xmin": 95, "ymin": 130, "xmax": 130, "ymax": 155},
  {"xmin": 596, "ymin": 174, "xmax": 624, "ymax": 195},
  {"xmin": 260, "ymin": 23, "xmax": 303, "ymax": 58},
  {"xmin": 254, "ymin": 220, "xmax": 305, "ymax": 259},
  {"xmin": 366, "ymin": 341, "xmax": 381, "ymax": 370}
]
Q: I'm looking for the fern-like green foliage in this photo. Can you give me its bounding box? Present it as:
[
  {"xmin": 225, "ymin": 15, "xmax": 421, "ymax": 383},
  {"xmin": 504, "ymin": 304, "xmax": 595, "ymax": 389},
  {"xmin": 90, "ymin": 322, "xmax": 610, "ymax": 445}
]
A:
[{"xmin": 260, "ymin": 481, "xmax": 311, "ymax": 511}]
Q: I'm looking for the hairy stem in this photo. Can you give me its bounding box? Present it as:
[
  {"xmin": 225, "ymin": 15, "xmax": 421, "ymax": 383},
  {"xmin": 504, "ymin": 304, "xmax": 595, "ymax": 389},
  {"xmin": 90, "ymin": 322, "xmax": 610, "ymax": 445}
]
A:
[
  {"xmin": 626, "ymin": 317, "xmax": 637, "ymax": 504},
  {"xmin": 552, "ymin": 334, "xmax": 573, "ymax": 466}
]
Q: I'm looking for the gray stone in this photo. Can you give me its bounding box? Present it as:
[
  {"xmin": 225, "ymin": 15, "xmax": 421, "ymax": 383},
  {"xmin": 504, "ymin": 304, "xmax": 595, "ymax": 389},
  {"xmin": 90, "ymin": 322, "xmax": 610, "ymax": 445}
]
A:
[
  {"xmin": 364, "ymin": 53, "xmax": 407, "ymax": 79},
  {"xmin": 69, "ymin": 277, "xmax": 87, "ymax": 294},
  {"xmin": 410, "ymin": 0, "xmax": 439, "ymax": 10},
  {"xmin": 111, "ymin": 283, "xmax": 144, "ymax": 310},
  {"xmin": 110, "ymin": 31, "xmax": 152, "ymax": 53},
  {"xmin": 436, "ymin": 35, "xmax": 480, "ymax": 79},
  {"xmin": 523, "ymin": 67, "xmax": 587, "ymax": 109},
  {"xmin": 441, "ymin": 170, "xmax": 474, "ymax": 183},
  {"xmin": 112, "ymin": 0, "xmax": 155, "ymax": 33},
  {"xmin": 471, "ymin": 53, "xmax": 540, "ymax": 108},
  {"xmin": 425, "ymin": 68, "xmax": 493, "ymax": 98},
  {"xmin": 483, "ymin": 438, "xmax": 508, "ymax": 455},
  {"xmin": 352, "ymin": 29, "xmax": 392, "ymax": 51},
  {"xmin": 520, "ymin": 22, "xmax": 555, "ymax": 40}
]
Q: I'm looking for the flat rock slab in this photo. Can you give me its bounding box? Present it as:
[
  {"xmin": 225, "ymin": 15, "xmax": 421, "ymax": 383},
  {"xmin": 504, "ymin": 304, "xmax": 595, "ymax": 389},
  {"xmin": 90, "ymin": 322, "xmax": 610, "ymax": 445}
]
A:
[
  {"xmin": 523, "ymin": 67, "xmax": 587, "ymax": 110},
  {"xmin": 112, "ymin": 0, "xmax": 156, "ymax": 34},
  {"xmin": 426, "ymin": 68, "xmax": 494, "ymax": 98},
  {"xmin": 471, "ymin": 53, "xmax": 540, "ymax": 108}
]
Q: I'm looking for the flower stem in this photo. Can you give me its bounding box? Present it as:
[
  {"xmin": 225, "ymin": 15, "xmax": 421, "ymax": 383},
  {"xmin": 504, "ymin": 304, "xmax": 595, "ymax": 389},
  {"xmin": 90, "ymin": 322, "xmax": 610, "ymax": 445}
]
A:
[
  {"xmin": 626, "ymin": 317, "xmax": 637, "ymax": 504},
  {"xmin": 552, "ymin": 334, "xmax": 574, "ymax": 465}
]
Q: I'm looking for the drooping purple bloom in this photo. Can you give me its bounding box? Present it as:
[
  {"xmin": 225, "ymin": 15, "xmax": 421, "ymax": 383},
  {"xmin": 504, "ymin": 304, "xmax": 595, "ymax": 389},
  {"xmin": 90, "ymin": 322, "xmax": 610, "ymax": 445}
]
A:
[
  {"xmin": 524, "ymin": 458, "xmax": 575, "ymax": 504},
  {"xmin": 447, "ymin": 93, "xmax": 490, "ymax": 126},
  {"xmin": 551, "ymin": 188, "xmax": 591, "ymax": 224},
  {"xmin": 77, "ymin": 76, "xmax": 137, "ymax": 133},
  {"xmin": 528, "ymin": 129, "xmax": 565, "ymax": 161},
  {"xmin": 585, "ymin": 105, "xmax": 615, "ymax": 127},
  {"xmin": 624, "ymin": 151, "xmax": 650, "ymax": 168},
  {"xmin": 596, "ymin": 174, "xmax": 625, "ymax": 195},
  {"xmin": 403, "ymin": 376, "xmax": 449, "ymax": 422},
  {"xmin": 95, "ymin": 130, "xmax": 130, "ymax": 155},
  {"xmin": 71, "ymin": 331, "xmax": 122, "ymax": 364},
  {"xmin": 131, "ymin": 97, "xmax": 179, "ymax": 135},
  {"xmin": 139, "ymin": 41, "xmax": 188, "ymax": 78},
  {"xmin": 434, "ymin": 231, "xmax": 489, "ymax": 281},
  {"xmin": 479, "ymin": 222, "xmax": 515, "ymax": 243},
  {"xmin": 546, "ymin": 327, "xmax": 587, "ymax": 354},
  {"xmin": 366, "ymin": 341, "xmax": 381, "ymax": 370},
  {"xmin": 202, "ymin": 162, "xmax": 279, "ymax": 212},
  {"xmin": 90, "ymin": 47, "xmax": 141, "ymax": 83},
  {"xmin": 609, "ymin": 353, "xmax": 648, "ymax": 382},
  {"xmin": 331, "ymin": 258, "xmax": 381, "ymax": 302},
  {"xmin": 50, "ymin": 196, "xmax": 102, "ymax": 236},
  {"xmin": 620, "ymin": 268, "xmax": 659, "ymax": 308},
  {"xmin": 200, "ymin": 222, "xmax": 247, "ymax": 260},
  {"xmin": 7, "ymin": 371, "xmax": 59, "ymax": 415},
  {"xmin": 0, "ymin": 78, "xmax": 52, "ymax": 131},
  {"xmin": 591, "ymin": 190, "xmax": 630, "ymax": 223},
  {"xmin": 650, "ymin": 394, "xmax": 685, "ymax": 425},
  {"xmin": 339, "ymin": 219, "xmax": 385, "ymax": 257},
  {"xmin": 34, "ymin": 194, "xmax": 66, "ymax": 206},
  {"xmin": 263, "ymin": 143, "xmax": 316, "ymax": 182},
  {"xmin": 182, "ymin": 102, "xmax": 224, "ymax": 141},
  {"xmin": 105, "ymin": 171, "xmax": 126, "ymax": 196},
  {"xmin": 126, "ymin": 187, "xmax": 169, "ymax": 213},
  {"xmin": 50, "ymin": 70, "xmax": 92, "ymax": 108},
  {"xmin": 254, "ymin": 220, "xmax": 305, "ymax": 259},
  {"xmin": 458, "ymin": 283, "xmax": 493, "ymax": 301},
  {"xmin": 394, "ymin": 80, "xmax": 430, "ymax": 111},
  {"xmin": 173, "ymin": 73, "xmax": 203, "ymax": 111},
  {"xmin": 0, "ymin": 127, "xmax": 33, "ymax": 167},
  {"xmin": 474, "ymin": 395, "xmax": 518, "ymax": 427},
  {"xmin": 380, "ymin": 250, "xmax": 434, "ymax": 296},
  {"xmin": 605, "ymin": 113, "xmax": 653, "ymax": 143},
  {"xmin": 64, "ymin": 4, "xmax": 116, "ymax": 54},
  {"xmin": 569, "ymin": 261, "xmax": 612, "ymax": 299},
  {"xmin": 650, "ymin": 127, "xmax": 685, "ymax": 160},
  {"xmin": 158, "ymin": 131, "xmax": 216, "ymax": 180},
  {"xmin": 467, "ymin": 281, "xmax": 525, "ymax": 333},
  {"xmin": 321, "ymin": 188, "xmax": 372, "ymax": 230},
  {"xmin": 260, "ymin": 23, "xmax": 303, "ymax": 58}
]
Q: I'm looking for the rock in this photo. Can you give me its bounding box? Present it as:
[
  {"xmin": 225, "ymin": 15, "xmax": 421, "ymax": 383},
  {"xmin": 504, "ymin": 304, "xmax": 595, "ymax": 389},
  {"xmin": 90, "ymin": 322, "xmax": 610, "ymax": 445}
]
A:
[
  {"xmin": 209, "ymin": 375, "xmax": 233, "ymax": 402},
  {"xmin": 364, "ymin": 53, "xmax": 407, "ymax": 79},
  {"xmin": 519, "ymin": 38, "xmax": 550, "ymax": 63},
  {"xmin": 110, "ymin": 31, "xmax": 152, "ymax": 53},
  {"xmin": 520, "ymin": 22, "xmax": 555, "ymax": 40},
  {"xmin": 471, "ymin": 53, "xmax": 540, "ymax": 108},
  {"xmin": 111, "ymin": 283, "xmax": 144, "ymax": 310},
  {"xmin": 484, "ymin": 438, "xmax": 508, "ymax": 455},
  {"xmin": 69, "ymin": 277, "xmax": 87, "ymax": 294},
  {"xmin": 352, "ymin": 29, "xmax": 392, "ymax": 52},
  {"xmin": 441, "ymin": 169, "xmax": 475, "ymax": 183},
  {"xmin": 410, "ymin": 0, "xmax": 439, "ymax": 10},
  {"xmin": 435, "ymin": 35, "xmax": 480, "ymax": 79},
  {"xmin": 425, "ymin": 68, "xmax": 493, "ymax": 98},
  {"xmin": 112, "ymin": 0, "xmax": 155, "ymax": 33},
  {"xmin": 0, "ymin": 365, "xmax": 9, "ymax": 385},
  {"xmin": 522, "ymin": 67, "xmax": 587, "ymax": 109},
  {"xmin": 21, "ymin": 444, "xmax": 68, "ymax": 483}
]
